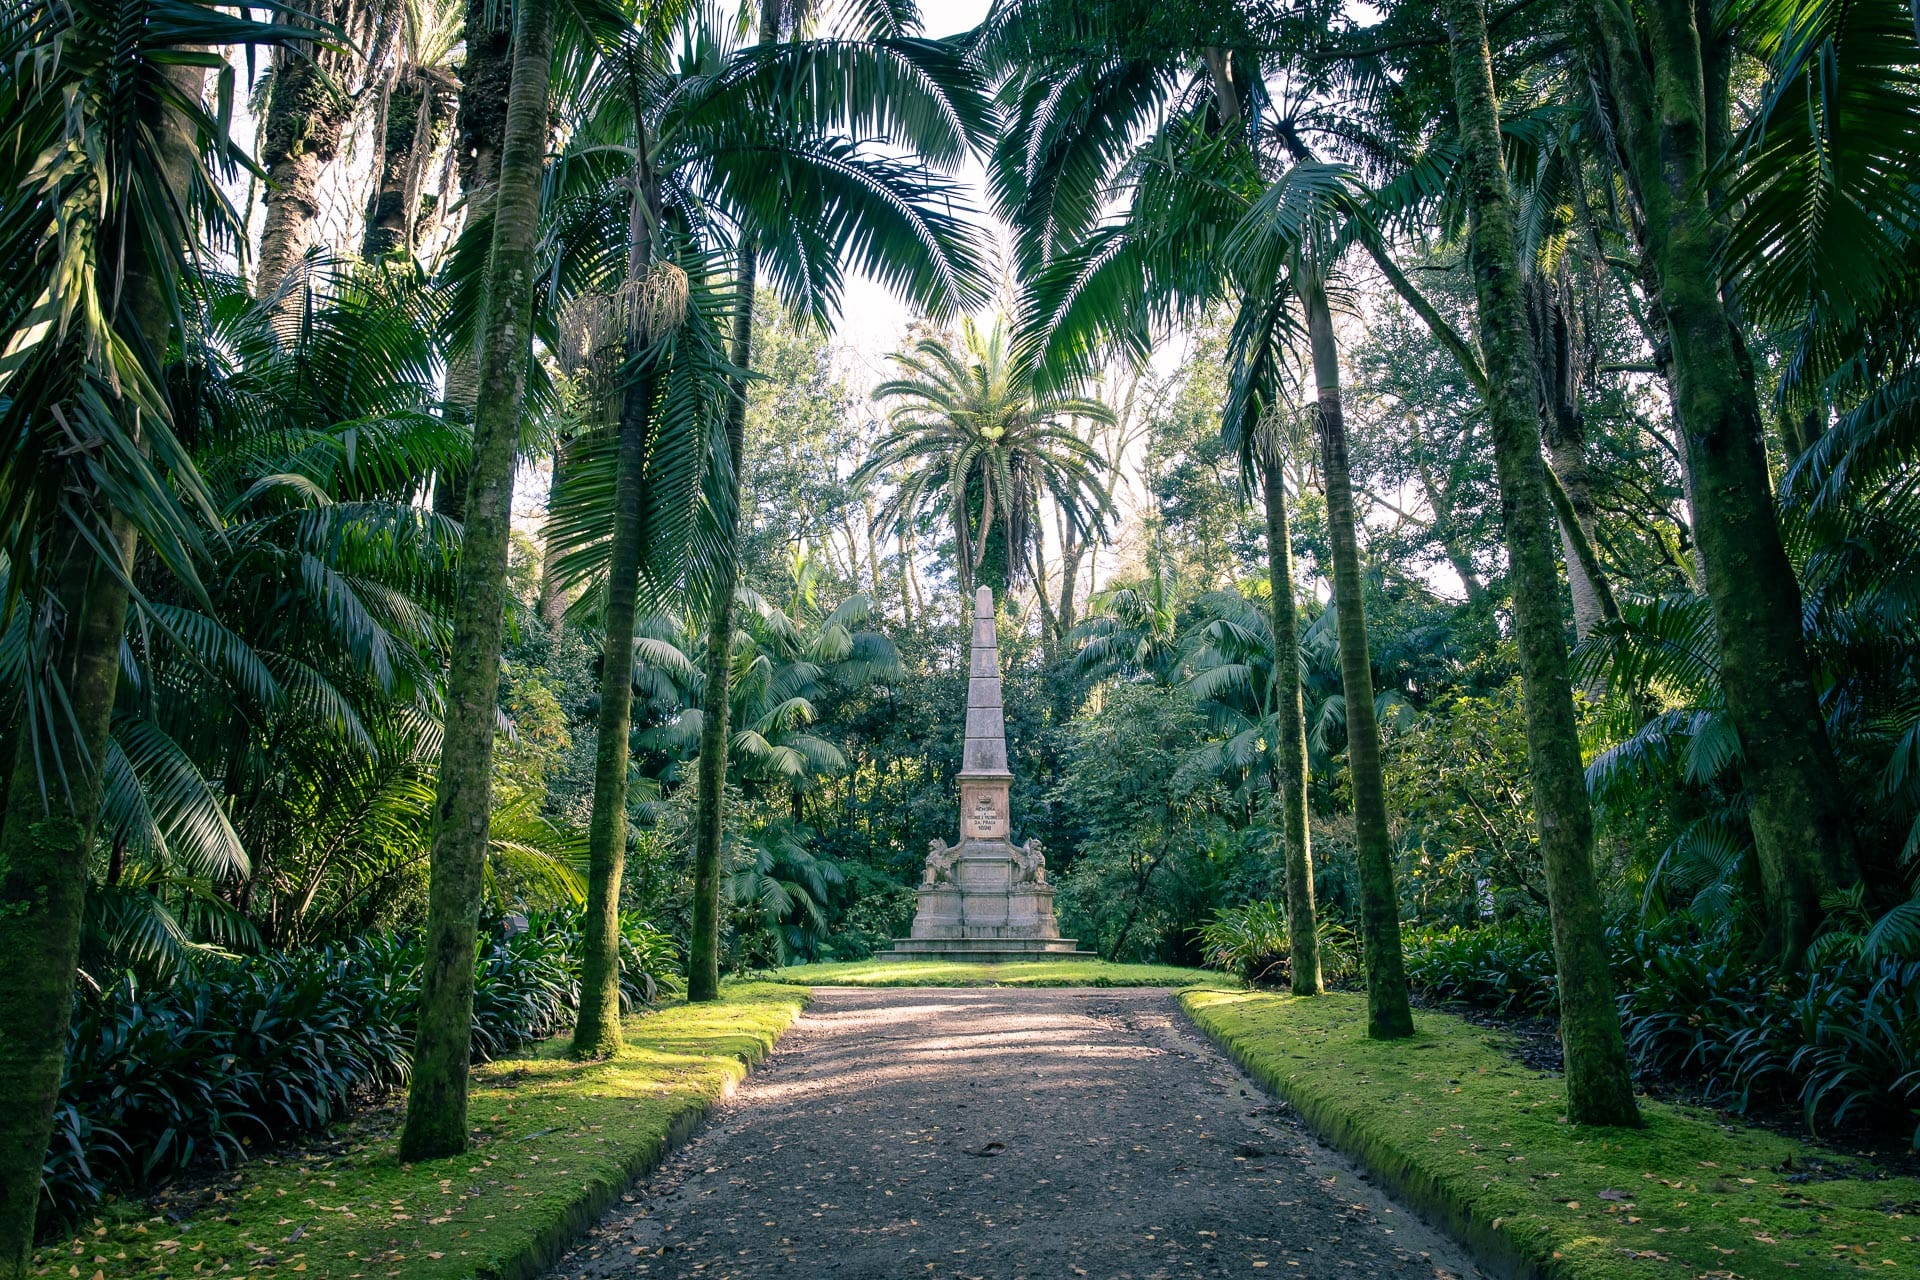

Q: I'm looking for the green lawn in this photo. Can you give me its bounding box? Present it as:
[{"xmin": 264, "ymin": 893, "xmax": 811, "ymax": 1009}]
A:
[
  {"xmin": 1183, "ymin": 988, "xmax": 1920, "ymax": 1279},
  {"xmin": 34, "ymin": 983, "xmax": 809, "ymax": 1280},
  {"xmin": 773, "ymin": 956, "xmax": 1237, "ymax": 987}
]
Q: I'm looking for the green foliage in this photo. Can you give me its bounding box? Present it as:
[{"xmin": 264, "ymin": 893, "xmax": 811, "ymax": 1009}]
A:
[
  {"xmin": 1402, "ymin": 919, "xmax": 1559, "ymax": 1018},
  {"xmin": 1196, "ymin": 900, "xmax": 1358, "ymax": 986},
  {"xmin": 1397, "ymin": 916, "xmax": 1920, "ymax": 1143},
  {"xmin": 821, "ymin": 872, "xmax": 915, "ymax": 961},
  {"xmin": 1384, "ymin": 679, "xmax": 1546, "ymax": 923},
  {"xmin": 859, "ymin": 316, "xmax": 1116, "ymax": 595},
  {"xmin": 40, "ymin": 908, "xmax": 679, "ymax": 1233},
  {"xmin": 35, "ymin": 985, "xmax": 807, "ymax": 1280},
  {"xmin": 1050, "ymin": 682, "xmax": 1234, "ymax": 961}
]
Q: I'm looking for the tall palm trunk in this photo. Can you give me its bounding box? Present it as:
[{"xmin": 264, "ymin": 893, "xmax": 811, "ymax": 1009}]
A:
[
  {"xmin": 688, "ymin": 242, "xmax": 758, "ymax": 1004},
  {"xmin": 686, "ymin": 0, "xmax": 785, "ymax": 1003},
  {"xmin": 1585, "ymin": 0, "xmax": 1860, "ymax": 961},
  {"xmin": 1260, "ymin": 450, "xmax": 1321, "ymax": 996},
  {"xmin": 0, "ymin": 61, "xmax": 204, "ymax": 1274},
  {"xmin": 1444, "ymin": 0, "xmax": 1641, "ymax": 1127},
  {"xmin": 569, "ymin": 365, "xmax": 654, "ymax": 1055},
  {"xmin": 399, "ymin": 0, "xmax": 555, "ymax": 1161},
  {"xmin": 572, "ymin": 163, "xmax": 664, "ymax": 1055},
  {"xmin": 255, "ymin": 0, "xmax": 398, "ymax": 298},
  {"xmin": 1303, "ymin": 276, "xmax": 1412, "ymax": 1039},
  {"xmin": 363, "ymin": 67, "xmax": 454, "ymax": 259},
  {"xmin": 255, "ymin": 52, "xmax": 353, "ymax": 297},
  {"xmin": 434, "ymin": 0, "xmax": 514, "ymax": 522}
]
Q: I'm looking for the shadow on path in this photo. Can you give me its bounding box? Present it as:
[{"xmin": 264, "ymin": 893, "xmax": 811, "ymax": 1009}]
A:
[{"xmin": 545, "ymin": 987, "xmax": 1488, "ymax": 1280}]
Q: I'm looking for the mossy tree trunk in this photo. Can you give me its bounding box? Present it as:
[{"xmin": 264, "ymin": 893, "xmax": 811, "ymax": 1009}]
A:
[
  {"xmin": 687, "ymin": 244, "xmax": 758, "ymax": 1004},
  {"xmin": 362, "ymin": 68, "xmax": 454, "ymax": 260},
  {"xmin": 254, "ymin": 0, "xmax": 396, "ymax": 298},
  {"xmin": 1303, "ymin": 276, "xmax": 1412, "ymax": 1039},
  {"xmin": 0, "ymin": 60, "xmax": 203, "ymax": 1273},
  {"xmin": 1443, "ymin": 0, "xmax": 1641, "ymax": 1127},
  {"xmin": 570, "ymin": 369, "xmax": 654, "ymax": 1055},
  {"xmin": 1584, "ymin": 0, "xmax": 1860, "ymax": 960},
  {"xmin": 572, "ymin": 166, "xmax": 663, "ymax": 1056},
  {"xmin": 434, "ymin": 0, "xmax": 513, "ymax": 522},
  {"xmin": 0, "ymin": 529, "xmax": 137, "ymax": 1275},
  {"xmin": 398, "ymin": 0, "xmax": 555, "ymax": 1161},
  {"xmin": 1260, "ymin": 451, "xmax": 1322, "ymax": 997},
  {"xmin": 254, "ymin": 52, "xmax": 353, "ymax": 298}
]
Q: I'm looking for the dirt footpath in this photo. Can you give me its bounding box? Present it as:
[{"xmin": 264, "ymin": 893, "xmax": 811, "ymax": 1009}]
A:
[{"xmin": 546, "ymin": 987, "xmax": 1487, "ymax": 1280}]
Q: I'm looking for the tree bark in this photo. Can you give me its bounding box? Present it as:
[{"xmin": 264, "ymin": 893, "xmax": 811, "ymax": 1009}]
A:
[
  {"xmin": 363, "ymin": 68, "xmax": 454, "ymax": 259},
  {"xmin": 254, "ymin": 0, "xmax": 393, "ymax": 300},
  {"xmin": 434, "ymin": 0, "xmax": 514, "ymax": 523},
  {"xmin": 1585, "ymin": 0, "xmax": 1861, "ymax": 960},
  {"xmin": 570, "ymin": 367, "xmax": 653, "ymax": 1056},
  {"xmin": 0, "ymin": 59, "xmax": 203, "ymax": 1271},
  {"xmin": 536, "ymin": 444, "xmax": 569, "ymax": 634},
  {"xmin": 687, "ymin": 248, "xmax": 758, "ymax": 1004},
  {"xmin": 1261, "ymin": 453, "xmax": 1322, "ymax": 996},
  {"xmin": 1526, "ymin": 276, "xmax": 1607, "ymax": 639},
  {"xmin": 573, "ymin": 139, "xmax": 666, "ymax": 1054},
  {"xmin": 1444, "ymin": 0, "xmax": 1641, "ymax": 1127},
  {"xmin": 1303, "ymin": 277, "xmax": 1412, "ymax": 1039},
  {"xmin": 399, "ymin": 0, "xmax": 554, "ymax": 1162}
]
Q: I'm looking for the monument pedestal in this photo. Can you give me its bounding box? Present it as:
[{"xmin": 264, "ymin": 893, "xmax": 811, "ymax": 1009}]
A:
[{"xmin": 879, "ymin": 588, "xmax": 1089, "ymax": 963}]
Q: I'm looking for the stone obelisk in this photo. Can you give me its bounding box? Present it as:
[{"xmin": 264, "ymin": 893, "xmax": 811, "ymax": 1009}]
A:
[{"xmin": 882, "ymin": 587, "xmax": 1083, "ymax": 961}]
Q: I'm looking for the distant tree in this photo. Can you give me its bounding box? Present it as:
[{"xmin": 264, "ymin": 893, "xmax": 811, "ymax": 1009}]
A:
[{"xmin": 862, "ymin": 317, "xmax": 1116, "ymax": 597}]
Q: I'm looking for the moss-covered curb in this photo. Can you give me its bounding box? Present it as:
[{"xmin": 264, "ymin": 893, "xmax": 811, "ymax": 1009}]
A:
[
  {"xmin": 35, "ymin": 982, "xmax": 809, "ymax": 1280},
  {"xmin": 1180, "ymin": 988, "xmax": 1920, "ymax": 1279},
  {"xmin": 774, "ymin": 957, "xmax": 1235, "ymax": 987}
]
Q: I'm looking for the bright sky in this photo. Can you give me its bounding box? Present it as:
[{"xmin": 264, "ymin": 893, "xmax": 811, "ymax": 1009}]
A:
[{"xmin": 830, "ymin": 0, "xmax": 1000, "ymax": 392}]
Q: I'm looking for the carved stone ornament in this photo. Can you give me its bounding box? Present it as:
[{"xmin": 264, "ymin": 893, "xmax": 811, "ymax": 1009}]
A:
[{"xmin": 921, "ymin": 837, "xmax": 957, "ymax": 886}]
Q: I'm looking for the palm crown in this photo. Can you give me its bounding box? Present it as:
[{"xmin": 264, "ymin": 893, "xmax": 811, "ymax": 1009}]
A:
[{"xmin": 860, "ymin": 316, "xmax": 1115, "ymax": 596}]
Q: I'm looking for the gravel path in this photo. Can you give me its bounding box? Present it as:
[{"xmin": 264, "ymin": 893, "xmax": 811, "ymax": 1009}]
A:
[{"xmin": 546, "ymin": 987, "xmax": 1488, "ymax": 1280}]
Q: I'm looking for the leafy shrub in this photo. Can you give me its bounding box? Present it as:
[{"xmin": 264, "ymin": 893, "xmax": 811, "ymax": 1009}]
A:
[
  {"xmin": 1402, "ymin": 920, "xmax": 1559, "ymax": 1018},
  {"xmin": 1400, "ymin": 916, "xmax": 1920, "ymax": 1145},
  {"xmin": 826, "ymin": 880, "xmax": 916, "ymax": 961},
  {"xmin": 1791, "ymin": 956, "xmax": 1920, "ymax": 1141},
  {"xmin": 1196, "ymin": 902, "xmax": 1360, "ymax": 986},
  {"xmin": 1197, "ymin": 901, "xmax": 1290, "ymax": 984},
  {"xmin": 41, "ymin": 908, "xmax": 678, "ymax": 1232}
]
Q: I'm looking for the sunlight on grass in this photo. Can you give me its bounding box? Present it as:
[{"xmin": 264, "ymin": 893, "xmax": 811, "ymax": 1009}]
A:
[
  {"xmin": 774, "ymin": 957, "xmax": 1237, "ymax": 988},
  {"xmin": 1183, "ymin": 988, "xmax": 1920, "ymax": 1279},
  {"xmin": 34, "ymin": 983, "xmax": 808, "ymax": 1280}
]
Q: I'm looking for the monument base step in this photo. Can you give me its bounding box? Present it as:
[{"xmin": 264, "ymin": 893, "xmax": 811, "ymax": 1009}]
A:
[{"xmin": 876, "ymin": 937, "xmax": 1096, "ymax": 962}]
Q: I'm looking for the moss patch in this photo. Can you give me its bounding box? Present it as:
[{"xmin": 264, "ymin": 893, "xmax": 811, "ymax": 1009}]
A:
[
  {"xmin": 1181, "ymin": 988, "xmax": 1920, "ymax": 1279},
  {"xmin": 35, "ymin": 983, "xmax": 808, "ymax": 1280},
  {"xmin": 776, "ymin": 957, "xmax": 1235, "ymax": 988}
]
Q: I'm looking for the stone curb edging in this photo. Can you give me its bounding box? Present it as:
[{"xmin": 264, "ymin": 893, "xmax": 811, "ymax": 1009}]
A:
[
  {"xmin": 475, "ymin": 991, "xmax": 811, "ymax": 1280},
  {"xmin": 1175, "ymin": 991, "xmax": 1568, "ymax": 1280}
]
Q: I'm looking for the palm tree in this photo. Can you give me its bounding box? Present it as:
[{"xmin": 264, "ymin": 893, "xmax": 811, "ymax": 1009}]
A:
[
  {"xmin": 988, "ymin": 23, "xmax": 1412, "ymax": 1034},
  {"xmin": 609, "ymin": 570, "xmax": 899, "ymax": 967},
  {"xmin": 362, "ymin": 0, "xmax": 463, "ymax": 260},
  {"xmin": 1439, "ymin": 0, "xmax": 1640, "ymax": 1127},
  {"xmin": 636, "ymin": 576, "xmax": 903, "ymax": 821},
  {"xmin": 1579, "ymin": 0, "xmax": 1868, "ymax": 961},
  {"xmin": 859, "ymin": 316, "xmax": 1116, "ymax": 598},
  {"xmin": 530, "ymin": 0, "xmax": 988, "ymax": 1030},
  {"xmin": 255, "ymin": 0, "xmax": 399, "ymax": 297},
  {"xmin": 1072, "ymin": 564, "xmax": 1183, "ymax": 686},
  {"xmin": 399, "ymin": 0, "xmax": 557, "ymax": 1162},
  {"xmin": 1255, "ymin": 425, "xmax": 1322, "ymax": 995},
  {"xmin": 0, "ymin": 0, "xmax": 296, "ymax": 1259},
  {"xmin": 988, "ymin": 8, "xmax": 1648, "ymax": 1105}
]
